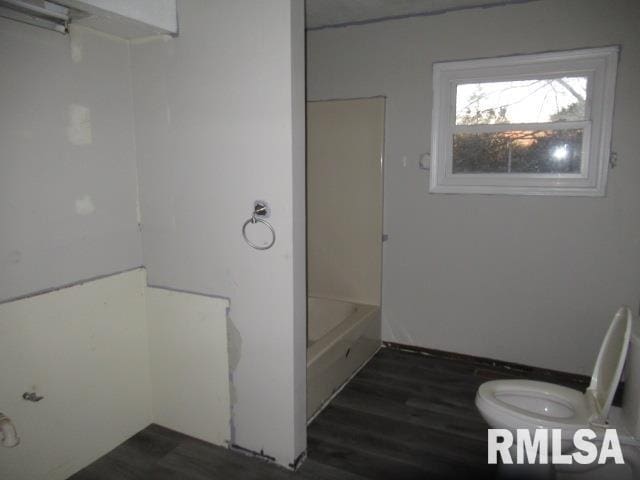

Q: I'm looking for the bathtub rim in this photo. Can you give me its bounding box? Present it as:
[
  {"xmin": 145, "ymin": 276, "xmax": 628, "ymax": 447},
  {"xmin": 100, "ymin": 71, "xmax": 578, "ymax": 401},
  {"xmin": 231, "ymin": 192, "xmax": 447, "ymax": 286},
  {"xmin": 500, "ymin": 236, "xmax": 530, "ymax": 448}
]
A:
[{"xmin": 307, "ymin": 296, "xmax": 379, "ymax": 367}]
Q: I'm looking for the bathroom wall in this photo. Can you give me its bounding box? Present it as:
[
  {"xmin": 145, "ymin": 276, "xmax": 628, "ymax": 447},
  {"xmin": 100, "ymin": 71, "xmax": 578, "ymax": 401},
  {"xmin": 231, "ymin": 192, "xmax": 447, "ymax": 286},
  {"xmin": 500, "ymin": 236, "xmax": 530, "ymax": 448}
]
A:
[
  {"xmin": 307, "ymin": 0, "xmax": 640, "ymax": 375},
  {"xmin": 0, "ymin": 16, "xmax": 232, "ymax": 479},
  {"xmin": 0, "ymin": 270, "xmax": 152, "ymax": 480},
  {"xmin": 0, "ymin": 19, "xmax": 146, "ymax": 478},
  {"xmin": 130, "ymin": 0, "xmax": 306, "ymax": 467},
  {"xmin": 0, "ymin": 20, "xmax": 143, "ymax": 302}
]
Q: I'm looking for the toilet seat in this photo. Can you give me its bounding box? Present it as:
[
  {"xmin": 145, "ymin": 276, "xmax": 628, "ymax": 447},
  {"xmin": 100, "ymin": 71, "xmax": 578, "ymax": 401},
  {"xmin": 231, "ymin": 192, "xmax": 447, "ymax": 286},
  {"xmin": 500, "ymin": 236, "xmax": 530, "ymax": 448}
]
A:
[
  {"xmin": 476, "ymin": 379, "xmax": 592, "ymax": 435},
  {"xmin": 475, "ymin": 307, "xmax": 633, "ymax": 436}
]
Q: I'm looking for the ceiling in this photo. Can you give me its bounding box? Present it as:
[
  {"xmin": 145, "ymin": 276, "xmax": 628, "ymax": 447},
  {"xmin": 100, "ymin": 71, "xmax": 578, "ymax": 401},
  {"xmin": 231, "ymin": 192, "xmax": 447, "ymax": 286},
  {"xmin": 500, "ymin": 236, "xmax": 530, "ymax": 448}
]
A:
[{"xmin": 305, "ymin": 0, "xmax": 538, "ymax": 29}]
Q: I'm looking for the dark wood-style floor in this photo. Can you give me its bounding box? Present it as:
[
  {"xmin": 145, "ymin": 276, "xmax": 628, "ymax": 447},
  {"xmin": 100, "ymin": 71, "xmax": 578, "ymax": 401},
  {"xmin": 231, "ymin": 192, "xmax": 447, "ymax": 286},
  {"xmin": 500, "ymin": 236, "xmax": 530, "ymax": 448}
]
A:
[{"xmin": 70, "ymin": 347, "xmax": 588, "ymax": 480}]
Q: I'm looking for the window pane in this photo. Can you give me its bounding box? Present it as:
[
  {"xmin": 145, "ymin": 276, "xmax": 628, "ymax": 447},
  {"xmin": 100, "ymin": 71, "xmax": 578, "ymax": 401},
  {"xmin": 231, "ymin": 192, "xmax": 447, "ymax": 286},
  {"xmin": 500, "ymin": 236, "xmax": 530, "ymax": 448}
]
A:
[
  {"xmin": 452, "ymin": 129, "xmax": 583, "ymax": 174},
  {"xmin": 455, "ymin": 77, "xmax": 587, "ymax": 125}
]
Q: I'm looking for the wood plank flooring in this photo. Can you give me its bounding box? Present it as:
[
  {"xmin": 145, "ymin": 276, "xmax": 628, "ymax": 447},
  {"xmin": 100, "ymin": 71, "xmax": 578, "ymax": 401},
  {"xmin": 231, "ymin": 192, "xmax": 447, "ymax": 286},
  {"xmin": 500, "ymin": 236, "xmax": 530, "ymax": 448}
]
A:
[{"xmin": 70, "ymin": 347, "xmax": 587, "ymax": 480}]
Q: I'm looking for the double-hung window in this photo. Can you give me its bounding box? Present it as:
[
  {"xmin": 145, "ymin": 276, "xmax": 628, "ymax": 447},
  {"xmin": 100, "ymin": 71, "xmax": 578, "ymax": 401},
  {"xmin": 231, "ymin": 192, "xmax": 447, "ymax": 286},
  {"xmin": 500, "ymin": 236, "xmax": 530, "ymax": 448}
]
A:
[{"xmin": 430, "ymin": 47, "xmax": 618, "ymax": 196}]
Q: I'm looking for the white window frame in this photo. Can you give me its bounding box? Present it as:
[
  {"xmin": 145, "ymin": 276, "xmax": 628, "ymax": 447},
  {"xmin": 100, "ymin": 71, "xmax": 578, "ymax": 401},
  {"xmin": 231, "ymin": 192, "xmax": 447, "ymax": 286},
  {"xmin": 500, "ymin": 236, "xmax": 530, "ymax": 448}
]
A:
[{"xmin": 430, "ymin": 47, "xmax": 618, "ymax": 196}]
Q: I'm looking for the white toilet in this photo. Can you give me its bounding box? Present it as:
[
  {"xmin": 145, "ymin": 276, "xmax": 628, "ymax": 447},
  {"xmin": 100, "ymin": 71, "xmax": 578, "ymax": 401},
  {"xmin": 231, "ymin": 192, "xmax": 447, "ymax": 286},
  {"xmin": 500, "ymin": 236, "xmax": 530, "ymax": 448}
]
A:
[{"xmin": 475, "ymin": 306, "xmax": 639, "ymax": 478}]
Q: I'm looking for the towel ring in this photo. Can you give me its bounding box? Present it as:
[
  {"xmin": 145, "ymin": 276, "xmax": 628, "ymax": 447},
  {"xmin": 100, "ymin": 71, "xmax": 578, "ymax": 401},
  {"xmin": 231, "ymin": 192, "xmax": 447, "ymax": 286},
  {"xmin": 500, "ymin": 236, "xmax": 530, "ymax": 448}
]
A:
[{"xmin": 242, "ymin": 214, "xmax": 276, "ymax": 250}]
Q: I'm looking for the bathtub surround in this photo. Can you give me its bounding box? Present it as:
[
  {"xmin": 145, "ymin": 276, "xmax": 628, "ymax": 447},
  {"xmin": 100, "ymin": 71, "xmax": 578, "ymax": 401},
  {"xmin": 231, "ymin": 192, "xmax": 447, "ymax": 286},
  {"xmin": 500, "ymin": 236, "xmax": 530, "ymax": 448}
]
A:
[
  {"xmin": 307, "ymin": 98, "xmax": 385, "ymax": 307},
  {"xmin": 307, "ymin": 0, "xmax": 640, "ymax": 376},
  {"xmin": 306, "ymin": 98, "xmax": 385, "ymax": 418},
  {"xmin": 0, "ymin": 269, "xmax": 230, "ymax": 480},
  {"xmin": 130, "ymin": 0, "xmax": 307, "ymax": 467}
]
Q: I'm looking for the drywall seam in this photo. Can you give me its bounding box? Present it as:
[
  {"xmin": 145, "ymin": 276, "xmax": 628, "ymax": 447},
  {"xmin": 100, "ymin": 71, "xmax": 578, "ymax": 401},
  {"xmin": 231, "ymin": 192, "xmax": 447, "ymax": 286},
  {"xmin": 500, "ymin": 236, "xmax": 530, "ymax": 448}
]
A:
[
  {"xmin": 0, "ymin": 266, "xmax": 144, "ymax": 306},
  {"xmin": 307, "ymin": 94, "xmax": 387, "ymax": 104},
  {"xmin": 146, "ymin": 283, "xmax": 232, "ymax": 303},
  {"xmin": 306, "ymin": 0, "xmax": 542, "ymax": 31},
  {"xmin": 125, "ymin": 38, "xmax": 144, "ymax": 235}
]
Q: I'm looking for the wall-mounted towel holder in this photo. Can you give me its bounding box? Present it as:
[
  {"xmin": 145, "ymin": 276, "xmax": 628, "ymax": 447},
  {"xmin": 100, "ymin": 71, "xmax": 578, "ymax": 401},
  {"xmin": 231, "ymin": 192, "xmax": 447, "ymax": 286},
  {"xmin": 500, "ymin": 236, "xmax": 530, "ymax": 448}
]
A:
[{"xmin": 242, "ymin": 201, "xmax": 276, "ymax": 251}]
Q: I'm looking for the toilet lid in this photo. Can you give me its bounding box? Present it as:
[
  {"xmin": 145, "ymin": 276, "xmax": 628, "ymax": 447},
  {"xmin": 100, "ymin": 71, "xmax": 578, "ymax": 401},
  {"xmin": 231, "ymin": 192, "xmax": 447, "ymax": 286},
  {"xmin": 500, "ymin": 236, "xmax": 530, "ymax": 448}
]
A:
[{"xmin": 588, "ymin": 306, "xmax": 633, "ymax": 422}]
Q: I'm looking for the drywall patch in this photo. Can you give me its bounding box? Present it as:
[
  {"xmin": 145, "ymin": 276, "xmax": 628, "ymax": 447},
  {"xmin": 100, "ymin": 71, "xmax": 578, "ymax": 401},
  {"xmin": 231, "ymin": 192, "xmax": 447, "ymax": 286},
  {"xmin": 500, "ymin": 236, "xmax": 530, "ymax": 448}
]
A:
[
  {"xmin": 135, "ymin": 196, "xmax": 142, "ymax": 230},
  {"xmin": 75, "ymin": 195, "xmax": 95, "ymax": 215},
  {"xmin": 227, "ymin": 316, "xmax": 241, "ymax": 372},
  {"xmin": 66, "ymin": 104, "xmax": 93, "ymax": 146},
  {"xmin": 69, "ymin": 30, "xmax": 83, "ymax": 63},
  {"xmin": 227, "ymin": 315, "xmax": 241, "ymax": 443}
]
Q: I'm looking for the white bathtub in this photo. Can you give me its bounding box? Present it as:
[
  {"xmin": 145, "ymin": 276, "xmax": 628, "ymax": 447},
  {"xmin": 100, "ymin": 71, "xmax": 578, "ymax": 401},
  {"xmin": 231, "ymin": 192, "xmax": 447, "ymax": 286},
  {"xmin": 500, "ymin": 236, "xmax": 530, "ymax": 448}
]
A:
[{"xmin": 307, "ymin": 295, "xmax": 381, "ymax": 419}]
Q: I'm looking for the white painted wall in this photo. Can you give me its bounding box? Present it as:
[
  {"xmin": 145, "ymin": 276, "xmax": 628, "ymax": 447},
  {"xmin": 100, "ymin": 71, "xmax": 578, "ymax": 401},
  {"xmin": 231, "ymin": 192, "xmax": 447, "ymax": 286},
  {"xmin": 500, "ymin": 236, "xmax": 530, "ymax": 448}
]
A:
[
  {"xmin": 0, "ymin": 20, "xmax": 142, "ymax": 302},
  {"xmin": 0, "ymin": 270, "xmax": 152, "ymax": 480},
  {"xmin": 146, "ymin": 287, "xmax": 230, "ymax": 446},
  {"xmin": 307, "ymin": 0, "xmax": 640, "ymax": 375},
  {"xmin": 130, "ymin": 0, "xmax": 306, "ymax": 467}
]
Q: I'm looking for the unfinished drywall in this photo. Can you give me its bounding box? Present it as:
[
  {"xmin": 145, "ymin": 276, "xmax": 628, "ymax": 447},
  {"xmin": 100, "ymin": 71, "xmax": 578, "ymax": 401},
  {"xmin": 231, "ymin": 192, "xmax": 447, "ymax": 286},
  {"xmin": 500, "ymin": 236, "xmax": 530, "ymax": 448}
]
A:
[
  {"xmin": 307, "ymin": 0, "xmax": 640, "ymax": 375},
  {"xmin": 0, "ymin": 20, "xmax": 142, "ymax": 303},
  {"xmin": 130, "ymin": 0, "xmax": 306, "ymax": 467},
  {"xmin": 146, "ymin": 287, "xmax": 230, "ymax": 446},
  {"xmin": 0, "ymin": 269, "xmax": 152, "ymax": 480}
]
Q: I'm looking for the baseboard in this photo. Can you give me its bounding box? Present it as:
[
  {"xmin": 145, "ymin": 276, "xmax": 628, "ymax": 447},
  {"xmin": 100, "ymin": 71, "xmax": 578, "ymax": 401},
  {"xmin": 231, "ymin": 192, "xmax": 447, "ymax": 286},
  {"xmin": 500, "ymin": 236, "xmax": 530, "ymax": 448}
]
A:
[
  {"xmin": 382, "ymin": 341, "xmax": 627, "ymax": 406},
  {"xmin": 382, "ymin": 341, "xmax": 590, "ymax": 386}
]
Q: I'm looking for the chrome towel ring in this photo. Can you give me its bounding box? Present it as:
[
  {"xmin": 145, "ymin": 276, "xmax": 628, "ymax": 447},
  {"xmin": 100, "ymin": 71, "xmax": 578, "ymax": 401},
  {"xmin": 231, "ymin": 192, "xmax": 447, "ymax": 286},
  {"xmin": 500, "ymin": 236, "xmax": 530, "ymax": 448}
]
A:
[{"xmin": 242, "ymin": 201, "xmax": 276, "ymax": 250}]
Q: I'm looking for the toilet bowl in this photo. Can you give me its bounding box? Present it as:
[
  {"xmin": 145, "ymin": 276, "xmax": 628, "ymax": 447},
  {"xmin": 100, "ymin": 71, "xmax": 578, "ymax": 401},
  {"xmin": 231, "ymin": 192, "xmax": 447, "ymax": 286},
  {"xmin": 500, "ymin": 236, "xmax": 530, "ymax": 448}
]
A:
[
  {"xmin": 475, "ymin": 306, "xmax": 637, "ymax": 477},
  {"xmin": 476, "ymin": 379, "xmax": 592, "ymax": 438}
]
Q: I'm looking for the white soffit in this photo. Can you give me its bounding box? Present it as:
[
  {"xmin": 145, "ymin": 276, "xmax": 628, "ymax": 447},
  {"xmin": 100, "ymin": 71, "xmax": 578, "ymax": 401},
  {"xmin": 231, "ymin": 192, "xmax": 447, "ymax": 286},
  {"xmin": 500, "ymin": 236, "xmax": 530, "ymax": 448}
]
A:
[{"xmin": 305, "ymin": 0, "xmax": 541, "ymax": 29}]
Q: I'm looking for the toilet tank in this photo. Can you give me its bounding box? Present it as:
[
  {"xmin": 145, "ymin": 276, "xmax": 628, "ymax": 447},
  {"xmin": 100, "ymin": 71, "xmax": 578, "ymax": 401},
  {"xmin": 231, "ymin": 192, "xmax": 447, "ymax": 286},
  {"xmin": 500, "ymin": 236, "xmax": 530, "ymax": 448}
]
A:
[{"xmin": 622, "ymin": 323, "xmax": 640, "ymax": 438}]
